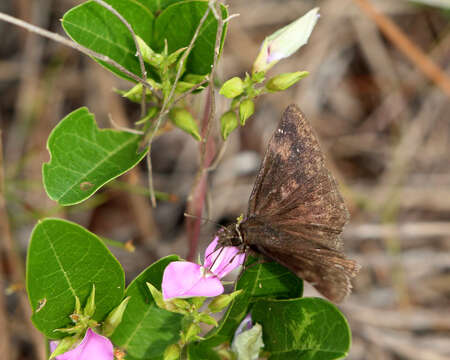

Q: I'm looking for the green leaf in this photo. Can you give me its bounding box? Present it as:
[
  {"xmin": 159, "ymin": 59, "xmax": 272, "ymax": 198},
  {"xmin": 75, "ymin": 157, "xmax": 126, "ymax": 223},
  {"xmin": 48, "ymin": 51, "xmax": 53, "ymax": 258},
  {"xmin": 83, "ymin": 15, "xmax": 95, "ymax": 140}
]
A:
[
  {"xmin": 138, "ymin": 0, "xmax": 184, "ymax": 13},
  {"xmin": 190, "ymin": 259, "xmax": 303, "ymax": 350},
  {"xmin": 153, "ymin": 1, "xmax": 228, "ymax": 75},
  {"xmin": 111, "ymin": 256, "xmax": 184, "ymax": 359},
  {"xmin": 252, "ymin": 298, "xmax": 351, "ymax": 360},
  {"xmin": 62, "ymin": 0, "xmax": 154, "ymax": 80},
  {"xmin": 43, "ymin": 107, "xmax": 146, "ymax": 206},
  {"xmin": 26, "ymin": 218, "xmax": 125, "ymax": 338}
]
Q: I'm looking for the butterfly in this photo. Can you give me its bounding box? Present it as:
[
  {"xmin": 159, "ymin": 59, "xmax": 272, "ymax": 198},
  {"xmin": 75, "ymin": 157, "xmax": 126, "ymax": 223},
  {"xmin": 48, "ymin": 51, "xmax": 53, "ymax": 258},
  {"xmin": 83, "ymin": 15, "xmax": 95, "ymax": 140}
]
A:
[{"xmin": 216, "ymin": 104, "xmax": 359, "ymax": 302}]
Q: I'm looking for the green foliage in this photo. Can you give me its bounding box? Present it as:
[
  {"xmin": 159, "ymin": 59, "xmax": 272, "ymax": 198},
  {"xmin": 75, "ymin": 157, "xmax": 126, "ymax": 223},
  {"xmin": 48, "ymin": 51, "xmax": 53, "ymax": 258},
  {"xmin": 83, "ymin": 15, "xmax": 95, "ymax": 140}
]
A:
[
  {"xmin": 26, "ymin": 219, "xmax": 125, "ymax": 338},
  {"xmin": 43, "ymin": 107, "xmax": 146, "ymax": 206},
  {"xmin": 252, "ymin": 298, "xmax": 351, "ymax": 359},
  {"xmin": 153, "ymin": 1, "xmax": 228, "ymax": 75},
  {"xmin": 188, "ymin": 259, "xmax": 303, "ymax": 355},
  {"xmin": 111, "ymin": 256, "xmax": 184, "ymax": 359},
  {"xmin": 62, "ymin": 0, "xmax": 154, "ymax": 80},
  {"xmin": 63, "ymin": 0, "xmax": 228, "ymax": 81}
]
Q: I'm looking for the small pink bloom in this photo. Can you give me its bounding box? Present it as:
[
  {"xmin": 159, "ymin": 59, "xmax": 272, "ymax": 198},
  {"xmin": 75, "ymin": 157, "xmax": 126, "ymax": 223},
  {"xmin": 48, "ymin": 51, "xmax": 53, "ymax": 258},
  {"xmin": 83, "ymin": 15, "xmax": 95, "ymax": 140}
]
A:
[
  {"xmin": 162, "ymin": 261, "xmax": 224, "ymax": 299},
  {"xmin": 204, "ymin": 237, "xmax": 245, "ymax": 278},
  {"xmin": 162, "ymin": 237, "xmax": 244, "ymax": 299},
  {"xmin": 50, "ymin": 329, "xmax": 113, "ymax": 360}
]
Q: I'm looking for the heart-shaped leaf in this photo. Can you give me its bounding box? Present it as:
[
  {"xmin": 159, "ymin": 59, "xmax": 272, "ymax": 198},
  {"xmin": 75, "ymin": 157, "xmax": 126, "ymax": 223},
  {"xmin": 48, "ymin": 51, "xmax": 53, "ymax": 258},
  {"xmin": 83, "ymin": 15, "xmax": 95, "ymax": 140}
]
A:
[
  {"xmin": 111, "ymin": 256, "xmax": 184, "ymax": 359},
  {"xmin": 43, "ymin": 107, "xmax": 146, "ymax": 206},
  {"xmin": 252, "ymin": 297, "xmax": 351, "ymax": 360},
  {"xmin": 26, "ymin": 218, "xmax": 125, "ymax": 338}
]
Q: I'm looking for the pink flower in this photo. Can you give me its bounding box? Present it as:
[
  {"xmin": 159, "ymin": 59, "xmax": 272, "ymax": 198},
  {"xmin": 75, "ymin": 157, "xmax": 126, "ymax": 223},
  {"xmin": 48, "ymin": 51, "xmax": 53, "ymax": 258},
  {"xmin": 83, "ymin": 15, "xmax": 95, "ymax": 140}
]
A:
[
  {"xmin": 50, "ymin": 329, "xmax": 113, "ymax": 360},
  {"xmin": 252, "ymin": 7, "xmax": 319, "ymax": 73},
  {"xmin": 162, "ymin": 237, "xmax": 245, "ymax": 299}
]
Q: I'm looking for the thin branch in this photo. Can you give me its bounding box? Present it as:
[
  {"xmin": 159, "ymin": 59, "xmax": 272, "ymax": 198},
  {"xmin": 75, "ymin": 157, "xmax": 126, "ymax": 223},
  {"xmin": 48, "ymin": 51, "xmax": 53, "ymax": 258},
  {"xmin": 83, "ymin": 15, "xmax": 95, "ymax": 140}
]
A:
[
  {"xmin": 185, "ymin": 0, "xmax": 226, "ymax": 260},
  {"xmin": 144, "ymin": 5, "xmax": 212, "ymax": 206},
  {"xmin": 108, "ymin": 114, "xmax": 144, "ymax": 135},
  {"xmin": 92, "ymin": 0, "xmax": 148, "ymax": 118},
  {"xmin": 146, "ymin": 148, "xmax": 156, "ymax": 207},
  {"xmin": 173, "ymin": 77, "xmax": 210, "ymax": 104},
  {"xmin": 352, "ymin": 0, "xmax": 450, "ymax": 97},
  {"xmin": 148, "ymin": 5, "xmax": 212, "ymax": 146},
  {"xmin": 0, "ymin": 11, "xmax": 154, "ymax": 91}
]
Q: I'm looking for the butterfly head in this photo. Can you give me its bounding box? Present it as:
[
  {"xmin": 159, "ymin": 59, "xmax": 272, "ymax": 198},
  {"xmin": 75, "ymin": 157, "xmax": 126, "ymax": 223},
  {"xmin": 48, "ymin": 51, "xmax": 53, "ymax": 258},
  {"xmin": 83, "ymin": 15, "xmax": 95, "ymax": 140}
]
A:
[{"xmin": 216, "ymin": 215, "xmax": 245, "ymax": 248}]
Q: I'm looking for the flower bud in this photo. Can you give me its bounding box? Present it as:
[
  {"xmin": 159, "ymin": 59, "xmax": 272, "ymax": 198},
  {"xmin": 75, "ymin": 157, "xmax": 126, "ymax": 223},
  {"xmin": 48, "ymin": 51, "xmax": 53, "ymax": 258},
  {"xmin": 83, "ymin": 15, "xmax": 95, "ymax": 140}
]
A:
[
  {"xmin": 83, "ymin": 285, "xmax": 96, "ymax": 317},
  {"xmin": 102, "ymin": 297, "xmax": 130, "ymax": 337},
  {"xmin": 219, "ymin": 77, "xmax": 244, "ymax": 98},
  {"xmin": 169, "ymin": 107, "xmax": 201, "ymax": 141},
  {"xmin": 239, "ymin": 99, "xmax": 255, "ymax": 126},
  {"xmin": 265, "ymin": 71, "xmax": 309, "ymax": 92},
  {"xmin": 136, "ymin": 35, "xmax": 164, "ymax": 67},
  {"xmin": 167, "ymin": 47, "xmax": 187, "ymax": 66},
  {"xmin": 196, "ymin": 313, "xmax": 218, "ymax": 326},
  {"xmin": 220, "ymin": 111, "xmax": 238, "ymax": 140},
  {"xmin": 252, "ymin": 7, "xmax": 319, "ymax": 73},
  {"xmin": 184, "ymin": 322, "xmax": 202, "ymax": 342},
  {"xmin": 146, "ymin": 282, "xmax": 166, "ymax": 310},
  {"xmin": 232, "ymin": 315, "xmax": 264, "ymax": 360},
  {"xmin": 163, "ymin": 344, "xmax": 181, "ymax": 360},
  {"xmin": 208, "ymin": 290, "xmax": 243, "ymax": 313},
  {"xmin": 50, "ymin": 335, "xmax": 80, "ymax": 359}
]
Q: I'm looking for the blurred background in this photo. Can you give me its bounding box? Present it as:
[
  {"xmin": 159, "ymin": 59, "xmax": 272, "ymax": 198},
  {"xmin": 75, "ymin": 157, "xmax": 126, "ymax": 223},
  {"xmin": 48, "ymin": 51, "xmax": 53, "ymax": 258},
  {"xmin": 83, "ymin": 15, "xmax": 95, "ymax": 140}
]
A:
[{"xmin": 0, "ymin": 0, "xmax": 449, "ymax": 359}]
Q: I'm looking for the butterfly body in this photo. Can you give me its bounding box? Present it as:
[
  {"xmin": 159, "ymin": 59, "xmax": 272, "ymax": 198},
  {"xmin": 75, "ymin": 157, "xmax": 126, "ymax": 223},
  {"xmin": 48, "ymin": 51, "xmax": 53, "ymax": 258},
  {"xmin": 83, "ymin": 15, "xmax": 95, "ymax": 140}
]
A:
[{"xmin": 216, "ymin": 104, "xmax": 359, "ymax": 302}]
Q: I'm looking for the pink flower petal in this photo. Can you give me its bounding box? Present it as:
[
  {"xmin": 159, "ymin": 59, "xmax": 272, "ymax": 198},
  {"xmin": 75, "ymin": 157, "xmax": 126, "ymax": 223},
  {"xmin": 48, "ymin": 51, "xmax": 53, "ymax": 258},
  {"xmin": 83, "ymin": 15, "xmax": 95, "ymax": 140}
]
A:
[
  {"xmin": 204, "ymin": 237, "xmax": 245, "ymax": 278},
  {"xmin": 204, "ymin": 237, "xmax": 219, "ymax": 268},
  {"xmin": 54, "ymin": 329, "xmax": 113, "ymax": 360},
  {"xmin": 162, "ymin": 261, "xmax": 224, "ymax": 299}
]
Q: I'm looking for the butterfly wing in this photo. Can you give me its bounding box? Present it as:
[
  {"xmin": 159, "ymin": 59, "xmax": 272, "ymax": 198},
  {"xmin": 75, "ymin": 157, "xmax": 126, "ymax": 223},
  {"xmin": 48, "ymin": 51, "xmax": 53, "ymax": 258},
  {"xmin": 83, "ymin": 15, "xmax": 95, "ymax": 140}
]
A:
[
  {"xmin": 243, "ymin": 104, "xmax": 358, "ymax": 301},
  {"xmin": 247, "ymin": 104, "xmax": 349, "ymax": 252},
  {"xmin": 242, "ymin": 219, "xmax": 359, "ymax": 302}
]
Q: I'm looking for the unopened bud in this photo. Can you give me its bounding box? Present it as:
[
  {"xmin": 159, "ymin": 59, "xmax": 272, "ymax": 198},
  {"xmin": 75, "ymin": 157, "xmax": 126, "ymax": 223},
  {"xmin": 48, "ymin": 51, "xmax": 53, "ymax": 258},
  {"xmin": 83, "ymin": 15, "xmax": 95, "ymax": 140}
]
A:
[
  {"xmin": 253, "ymin": 7, "xmax": 319, "ymax": 73},
  {"xmin": 208, "ymin": 290, "xmax": 243, "ymax": 313},
  {"xmin": 265, "ymin": 71, "xmax": 309, "ymax": 92},
  {"xmin": 83, "ymin": 284, "xmax": 96, "ymax": 317},
  {"xmin": 146, "ymin": 282, "xmax": 166, "ymax": 310},
  {"xmin": 220, "ymin": 111, "xmax": 238, "ymax": 140},
  {"xmin": 219, "ymin": 77, "xmax": 244, "ymax": 98},
  {"xmin": 163, "ymin": 344, "xmax": 181, "ymax": 360},
  {"xmin": 136, "ymin": 36, "xmax": 163, "ymax": 67},
  {"xmin": 50, "ymin": 336, "xmax": 80, "ymax": 359},
  {"xmin": 102, "ymin": 297, "xmax": 130, "ymax": 337},
  {"xmin": 184, "ymin": 323, "xmax": 202, "ymax": 342},
  {"xmin": 196, "ymin": 313, "xmax": 218, "ymax": 326},
  {"xmin": 169, "ymin": 108, "xmax": 201, "ymax": 141},
  {"xmin": 239, "ymin": 99, "xmax": 255, "ymax": 126}
]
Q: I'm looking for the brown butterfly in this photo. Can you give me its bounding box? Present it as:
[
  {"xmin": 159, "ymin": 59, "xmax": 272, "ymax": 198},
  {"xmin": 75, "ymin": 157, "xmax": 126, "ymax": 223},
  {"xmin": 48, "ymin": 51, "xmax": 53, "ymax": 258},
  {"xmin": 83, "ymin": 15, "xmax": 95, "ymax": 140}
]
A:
[{"xmin": 217, "ymin": 104, "xmax": 359, "ymax": 302}]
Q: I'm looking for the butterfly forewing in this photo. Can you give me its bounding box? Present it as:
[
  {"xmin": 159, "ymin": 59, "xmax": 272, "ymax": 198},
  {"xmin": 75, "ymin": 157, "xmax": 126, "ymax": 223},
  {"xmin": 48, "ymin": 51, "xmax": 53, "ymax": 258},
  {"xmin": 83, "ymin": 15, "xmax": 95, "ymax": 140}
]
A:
[
  {"xmin": 247, "ymin": 104, "xmax": 349, "ymax": 251},
  {"xmin": 241, "ymin": 104, "xmax": 358, "ymax": 302}
]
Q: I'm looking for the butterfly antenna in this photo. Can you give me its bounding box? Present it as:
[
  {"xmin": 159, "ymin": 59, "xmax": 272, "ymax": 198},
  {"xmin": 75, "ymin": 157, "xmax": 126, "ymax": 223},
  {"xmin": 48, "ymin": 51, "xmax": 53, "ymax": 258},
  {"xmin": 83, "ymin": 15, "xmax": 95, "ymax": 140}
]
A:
[{"xmin": 183, "ymin": 213, "xmax": 231, "ymax": 233}]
